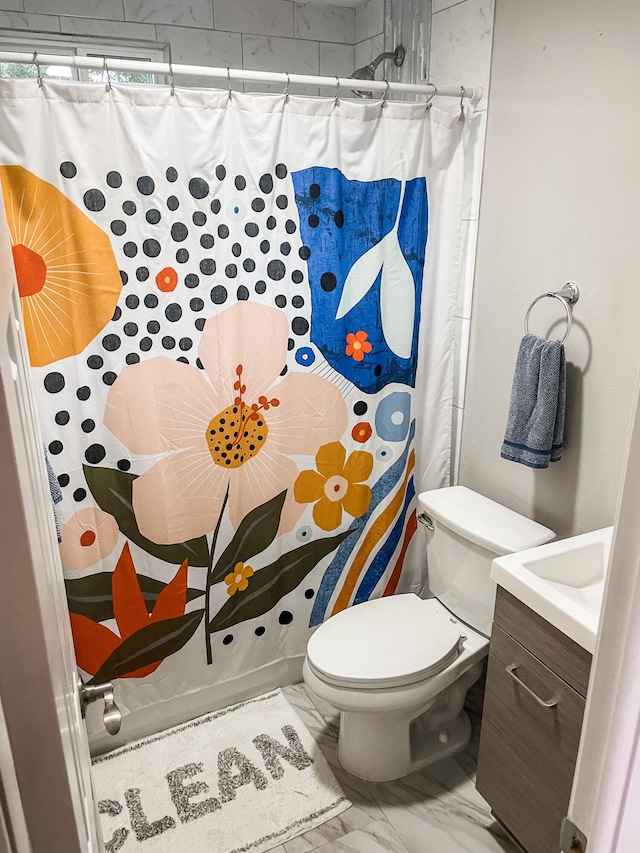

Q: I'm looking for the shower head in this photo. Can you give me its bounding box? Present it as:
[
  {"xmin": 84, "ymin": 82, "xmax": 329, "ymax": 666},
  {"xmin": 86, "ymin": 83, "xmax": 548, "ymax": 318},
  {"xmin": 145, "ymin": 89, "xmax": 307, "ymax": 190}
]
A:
[{"xmin": 351, "ymin": 45, "xmax": 405, "ymax": 98}]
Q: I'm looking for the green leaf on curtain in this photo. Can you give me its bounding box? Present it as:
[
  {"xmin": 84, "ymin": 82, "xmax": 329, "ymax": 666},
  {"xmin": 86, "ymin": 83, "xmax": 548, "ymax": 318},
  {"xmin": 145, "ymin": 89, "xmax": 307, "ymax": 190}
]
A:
[
  {"xmin": 209, "ymin": 530, "xmax": 353, "ymax": 633},
  {"xmin": 83, "ymin": 465, "xmax": 209, "ymax": 566},
  {"xmin": 209, "ymin": 490, "xmax": 287, "ymax": 586},
  {"xmin": 65, "ymin": 573, "xmax": 204, "ymax": 622},
  {"xmin": 89, "ymin": 610, "xmax": 204, "ymax": 685}
]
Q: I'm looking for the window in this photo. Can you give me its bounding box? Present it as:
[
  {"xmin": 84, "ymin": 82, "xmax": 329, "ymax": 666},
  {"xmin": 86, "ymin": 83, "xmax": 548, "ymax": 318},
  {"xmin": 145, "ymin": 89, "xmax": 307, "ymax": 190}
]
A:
[{"xmin": 0, "ymin": 34, "xmax": 166, "ymax": 85}]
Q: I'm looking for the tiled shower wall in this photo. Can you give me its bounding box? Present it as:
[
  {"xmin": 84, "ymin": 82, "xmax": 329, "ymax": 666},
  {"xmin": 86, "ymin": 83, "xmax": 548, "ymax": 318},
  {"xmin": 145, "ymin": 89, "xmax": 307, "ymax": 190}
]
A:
[
  {"xmin": 378, "ymin": 0, "xmax": 494, "ymax": 482},
  {"xmin": 427, "ymin": 0, "xmax": 494, "ymax": 482},
  {"xmin": 0, "ymin": 0, "xmax": 358, "ymax": 91},
  {"xmin": 0, "ymin": 0, "xmax": 492, "ymax": 482}
]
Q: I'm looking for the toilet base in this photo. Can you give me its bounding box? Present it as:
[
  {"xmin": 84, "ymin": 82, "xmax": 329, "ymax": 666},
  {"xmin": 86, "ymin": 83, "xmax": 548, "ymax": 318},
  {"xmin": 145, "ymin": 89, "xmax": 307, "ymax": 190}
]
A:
[
  {"xmin": 339, "ymin": 707, "xmax": 472, "ymax": 782},
  {"xmin": 304, "ymin": 658, "xmax": 484, "ymax": 782}
]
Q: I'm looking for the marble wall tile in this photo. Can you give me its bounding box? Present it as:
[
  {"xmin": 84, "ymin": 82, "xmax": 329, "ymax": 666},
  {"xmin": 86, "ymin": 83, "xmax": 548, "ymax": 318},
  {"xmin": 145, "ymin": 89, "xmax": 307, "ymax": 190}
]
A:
[
  {"xmin": 155, "ymin": 25, "xmax": 241, "ymax": 87},
  {"xmin": 124, "ymin": 0, "xmax": 213, "ymax": 28},
  {"xmin": 0, "ymin": 9, "xmax": 60, "ymax": 30},
  {"xmin": 59, "ymin": 15, "xmax": 156, "ymax": 40},
  {"xmin": 429, "ymin": 0, "xmax": 493, "ymax": 107},
  {"xmin": 214, "ymin": 0, "xmax": 293, "ymax": 40},
  {"xmin": 242, "ymin": 33, "xmax": 320, "ymax": 74},
  {"xmin": 242, "ymin": 34, "xmax": 319, "ymax": 95},
  {"xmin": 294, "ymin": 3, "xmax": 354, "ymax": 46},
  {"xmin": 319, "ymin": 42, "xmax": 354, "ymax": 79},
  {"xmin": 355, "ymin": 0, "xmax": 383, "ymax": 44},
  {"xmin": 24, "ymin": 0, "xmax": 124, "ymax": 20},
  {"xmin": 433, "ymin": 0, "xmax": 467, "ymax": 12},
  {"xmin": 354, "ymin": 33, "xmax": 384, "ymax": 71},
  {"xmin": 0, "ymin": 1, "xmax": 25, "ymax": 12}
]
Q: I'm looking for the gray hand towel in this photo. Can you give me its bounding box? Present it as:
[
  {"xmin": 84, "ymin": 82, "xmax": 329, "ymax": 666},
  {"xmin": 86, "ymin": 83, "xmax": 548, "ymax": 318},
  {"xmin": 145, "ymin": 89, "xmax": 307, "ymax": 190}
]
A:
[{"xmin": 500, "ymin": 333, "xmax": 566, "ymax": 469}]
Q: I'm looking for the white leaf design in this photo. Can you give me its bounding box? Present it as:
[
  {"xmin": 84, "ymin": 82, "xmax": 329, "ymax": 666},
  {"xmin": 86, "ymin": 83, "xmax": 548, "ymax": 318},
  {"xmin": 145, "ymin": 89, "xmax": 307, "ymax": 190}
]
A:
[
  {"xmin": 379, "ymin": 233, "xmax": 415, "ymax": 359},
  {"xmin": 335, "ymin": 238, "xmax": 385, "ymax": 320},
  {"xmin": 335, "ymin": 179, "xmax": 415, "ymax": 358}
]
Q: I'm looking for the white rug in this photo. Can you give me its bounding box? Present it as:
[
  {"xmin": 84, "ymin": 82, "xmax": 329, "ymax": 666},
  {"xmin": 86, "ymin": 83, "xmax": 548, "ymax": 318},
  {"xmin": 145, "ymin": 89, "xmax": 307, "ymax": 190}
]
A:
[{"xmin": 91, "ymin": 689, "xmax": 350, "ymax": 853}]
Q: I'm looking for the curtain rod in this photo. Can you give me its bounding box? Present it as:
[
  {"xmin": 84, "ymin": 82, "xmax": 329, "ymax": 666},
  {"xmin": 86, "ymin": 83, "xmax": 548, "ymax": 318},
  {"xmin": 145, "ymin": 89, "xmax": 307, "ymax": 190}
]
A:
[{"xmin": 0, "ymin": 51, "xmax": 482, "ymax": 103}]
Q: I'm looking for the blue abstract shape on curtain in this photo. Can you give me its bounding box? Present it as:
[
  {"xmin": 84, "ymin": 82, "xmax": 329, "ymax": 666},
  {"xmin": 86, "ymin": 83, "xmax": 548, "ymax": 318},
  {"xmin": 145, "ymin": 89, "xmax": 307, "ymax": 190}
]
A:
[
  {"xmin": 292, "ymin": 168, "xmax": 428, "ymax": 393},
  {"xmin": 354, "ymin": 477, "xmax": 416, "ymax": 604}
]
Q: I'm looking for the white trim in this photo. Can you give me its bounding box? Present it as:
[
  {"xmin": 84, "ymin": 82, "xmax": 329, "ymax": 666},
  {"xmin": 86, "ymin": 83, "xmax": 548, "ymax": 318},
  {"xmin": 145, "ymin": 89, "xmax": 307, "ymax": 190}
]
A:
[
  {"xmin": 568, "ymin": 366, "xmax": 640, "ymax": 850},
  {"xmin": 0, "ymin": 185, "xmax": 100, "ymax": 852}
]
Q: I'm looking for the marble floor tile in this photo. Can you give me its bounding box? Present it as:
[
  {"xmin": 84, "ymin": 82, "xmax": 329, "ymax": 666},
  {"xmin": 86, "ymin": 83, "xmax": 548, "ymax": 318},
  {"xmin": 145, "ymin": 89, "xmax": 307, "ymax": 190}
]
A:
[
  {"xmin": 286, "ymin": 683, "xmax": 518, "ymax": 853},
  {"xmin": 306, "ymin": 819, "xmax": 409, "ymax": 853},
  {"xmin": 300, "ymin": 687, "xmax": 340, "ymax": 730},
  {"xmin": 283, "ymin": 806, "xmax": 386, "ymax": 853},
  {"xmin": 366, "ymin": 759, "xmax": 517, "ymax": 853}
]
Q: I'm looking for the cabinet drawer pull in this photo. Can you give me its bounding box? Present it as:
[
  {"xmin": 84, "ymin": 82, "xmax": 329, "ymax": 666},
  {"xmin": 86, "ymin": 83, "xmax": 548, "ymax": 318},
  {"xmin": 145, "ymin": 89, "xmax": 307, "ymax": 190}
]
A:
[{"xmin": 506, "ymin": 664, "xmax": 557, "ymax": 709}]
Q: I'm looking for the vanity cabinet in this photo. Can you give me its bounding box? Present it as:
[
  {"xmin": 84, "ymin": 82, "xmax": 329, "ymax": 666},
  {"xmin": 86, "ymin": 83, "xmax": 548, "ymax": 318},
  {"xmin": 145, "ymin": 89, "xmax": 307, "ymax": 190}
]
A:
[{"xmin": 476, "ymin": 588, "xmax": 592, "ymax": 853}]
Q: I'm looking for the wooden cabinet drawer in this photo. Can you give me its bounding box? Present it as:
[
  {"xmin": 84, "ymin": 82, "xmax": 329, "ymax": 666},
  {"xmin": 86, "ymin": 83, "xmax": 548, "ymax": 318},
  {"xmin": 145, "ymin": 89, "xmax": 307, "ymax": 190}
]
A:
[
  {"xmin": 476, "ymin": 624, "xmax": 586, "ymax": 853},
  {"xmin": 494, "ymin": 587, "xmax": 592, "ymax": 697}
]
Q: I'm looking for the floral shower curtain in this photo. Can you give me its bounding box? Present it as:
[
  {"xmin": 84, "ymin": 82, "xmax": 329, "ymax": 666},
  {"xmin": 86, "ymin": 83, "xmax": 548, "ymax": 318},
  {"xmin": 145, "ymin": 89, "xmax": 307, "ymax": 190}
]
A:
[{"xmin": 0, "ymin": 79, "xmax": 463, "ymax": 737}]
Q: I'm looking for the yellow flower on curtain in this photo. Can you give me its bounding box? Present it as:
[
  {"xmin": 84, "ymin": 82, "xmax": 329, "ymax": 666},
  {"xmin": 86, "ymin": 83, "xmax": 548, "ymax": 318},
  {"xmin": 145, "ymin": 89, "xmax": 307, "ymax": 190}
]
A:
[
  {"xmin": 0, "ymin": 166, "xmax": 122, "ymax": 367},
  {"xmin": 294, "ymin": 441, "xmax": 373, "ymax": 531},
  {"xmin": 224, "ymin": 562, "xmax": 254, "ymax": 596}
]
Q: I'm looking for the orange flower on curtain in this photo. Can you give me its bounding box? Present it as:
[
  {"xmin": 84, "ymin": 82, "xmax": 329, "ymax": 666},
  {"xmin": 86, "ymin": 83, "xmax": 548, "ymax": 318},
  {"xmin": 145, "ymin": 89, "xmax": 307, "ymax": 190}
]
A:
[
  {"xmin": 0, "ymin": 166, "xmax": 122, "ymax": 366},
  {"xmin": 294, "ymin": 441, "xmax": 373, "ymax": 531},
  {"xmin": 69, "ymin": 542, "xmax": 188, "ymax": 679},
  {"xmin": 345, "ymin": 330, "xmax": 372, "ymax": 362},
  {"xmin": 104, "ymin": 301, "xmax": 348, "ymax": 545}
]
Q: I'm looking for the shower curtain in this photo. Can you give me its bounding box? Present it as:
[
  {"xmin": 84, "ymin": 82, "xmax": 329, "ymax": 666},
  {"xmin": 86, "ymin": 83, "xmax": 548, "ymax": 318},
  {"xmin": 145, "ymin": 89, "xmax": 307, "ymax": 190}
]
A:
[{"xmin": 0, "ymin": 79, "xmax": 463, "ymax": 734}]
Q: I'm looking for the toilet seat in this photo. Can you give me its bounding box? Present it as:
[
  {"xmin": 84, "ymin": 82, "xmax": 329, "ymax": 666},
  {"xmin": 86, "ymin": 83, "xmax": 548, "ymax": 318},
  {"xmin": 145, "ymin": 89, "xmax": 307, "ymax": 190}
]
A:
[{"xmin": 306, "ymin": 594, "xmax": 464, "ymax": 690}]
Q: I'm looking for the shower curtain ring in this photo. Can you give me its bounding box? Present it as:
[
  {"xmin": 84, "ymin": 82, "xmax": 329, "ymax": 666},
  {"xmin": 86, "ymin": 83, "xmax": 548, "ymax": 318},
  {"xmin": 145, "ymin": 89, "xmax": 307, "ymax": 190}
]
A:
[
  {"xmin": 103, "ymin": 58, "xmax": 112, "ymax": 91},
  {"xmin": 459, "ymin": 85, "xmax": 465, "ymax": 119},
  {"xmin": 283, "ymin": 72, "xmax": 290, "ymax": 102},
  {"xmin": 334, "ymin": 76, "xmax": 340, "ymax": 107},
  {"xmin": 226, "ymin": 66, "xmax": 232, "ymax": 101},
  {"xmin": 32, "ymin": 52, "xmax": 43, "ymax": 88},
  {"xmin": 425, "ymin": 83, "xmax": 437, "ymax": 111},
  {"xmin": 169, "ymin": 61, "xmax": 175, "ymax": 96},
  {"xmin": 381, "ymin": 79, "xmax": 390, "ymax": 107}
]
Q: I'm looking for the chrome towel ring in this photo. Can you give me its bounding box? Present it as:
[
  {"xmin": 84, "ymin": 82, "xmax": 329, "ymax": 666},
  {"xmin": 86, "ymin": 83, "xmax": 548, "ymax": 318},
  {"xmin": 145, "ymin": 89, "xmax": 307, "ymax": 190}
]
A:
[{"xmin": 523, "ymin": 281, "xmax": 580, "ymax": 345}]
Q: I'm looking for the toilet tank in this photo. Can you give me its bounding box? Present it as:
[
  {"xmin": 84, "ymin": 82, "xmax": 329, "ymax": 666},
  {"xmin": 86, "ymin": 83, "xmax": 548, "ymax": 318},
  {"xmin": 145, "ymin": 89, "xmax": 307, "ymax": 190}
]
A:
[{"xmin": 418, "ymin": 486, "xmax": 555, "ymax": 637}]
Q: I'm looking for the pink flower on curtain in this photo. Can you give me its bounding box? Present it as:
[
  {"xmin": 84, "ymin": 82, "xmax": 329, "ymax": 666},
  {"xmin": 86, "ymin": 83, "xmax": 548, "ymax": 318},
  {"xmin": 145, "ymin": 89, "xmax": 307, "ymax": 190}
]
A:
[{"xmin": 104, "ymin": 302, "xmax": 348, "ymax": 545}]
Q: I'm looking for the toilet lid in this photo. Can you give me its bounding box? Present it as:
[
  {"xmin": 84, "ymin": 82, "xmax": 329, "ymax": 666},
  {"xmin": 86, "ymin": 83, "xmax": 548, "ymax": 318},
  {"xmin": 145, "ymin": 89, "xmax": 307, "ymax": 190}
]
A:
[{"xmin": 306, "ymin": 594, "xmax": 463, "ymax": 689}]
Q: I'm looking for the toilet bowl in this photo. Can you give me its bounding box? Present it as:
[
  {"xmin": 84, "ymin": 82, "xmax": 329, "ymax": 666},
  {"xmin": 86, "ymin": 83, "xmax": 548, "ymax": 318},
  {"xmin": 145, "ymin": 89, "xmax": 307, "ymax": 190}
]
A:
[{"xmin": 303, "ymin": 486, "xmax": 555, "ymax": 782}]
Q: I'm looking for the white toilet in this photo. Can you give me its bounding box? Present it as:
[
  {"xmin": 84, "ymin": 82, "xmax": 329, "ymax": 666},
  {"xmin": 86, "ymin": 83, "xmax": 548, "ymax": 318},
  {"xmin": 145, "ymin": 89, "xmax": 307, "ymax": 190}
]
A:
[{"xmin": 302, "ymin": 486, "xmax": 555, "ymax": 782}]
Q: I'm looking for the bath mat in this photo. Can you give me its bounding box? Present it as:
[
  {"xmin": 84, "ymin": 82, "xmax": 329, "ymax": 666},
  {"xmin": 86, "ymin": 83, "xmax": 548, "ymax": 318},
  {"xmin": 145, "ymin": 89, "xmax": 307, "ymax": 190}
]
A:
[{"xmin": 91, "ymin": 689, "xmax": 351, "ymax": 853}]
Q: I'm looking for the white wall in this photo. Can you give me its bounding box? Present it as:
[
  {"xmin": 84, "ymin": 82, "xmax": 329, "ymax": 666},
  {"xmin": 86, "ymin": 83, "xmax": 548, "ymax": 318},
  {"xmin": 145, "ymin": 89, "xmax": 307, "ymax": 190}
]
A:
[
  {"xmin": 0, "ymin": 0, "xmax": 357, "ymax": 92},
  {"xmin": 459, "ymin": 0, "xmax": 640, "ymax": 538}
]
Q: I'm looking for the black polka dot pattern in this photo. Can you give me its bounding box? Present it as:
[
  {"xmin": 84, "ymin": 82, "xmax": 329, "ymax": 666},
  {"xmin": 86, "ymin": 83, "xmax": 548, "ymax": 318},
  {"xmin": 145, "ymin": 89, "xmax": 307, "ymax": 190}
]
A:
[
  {"xmin": 84, "ymin": 189, "xmax": 105, "ymax": 212},
  {"xmin": 43, "ymin": 158, "xmax": 314, "ymax": 518},
  {"xmin": 60, "ymin": 161, "xmax": 77, "ymax": 179}
]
